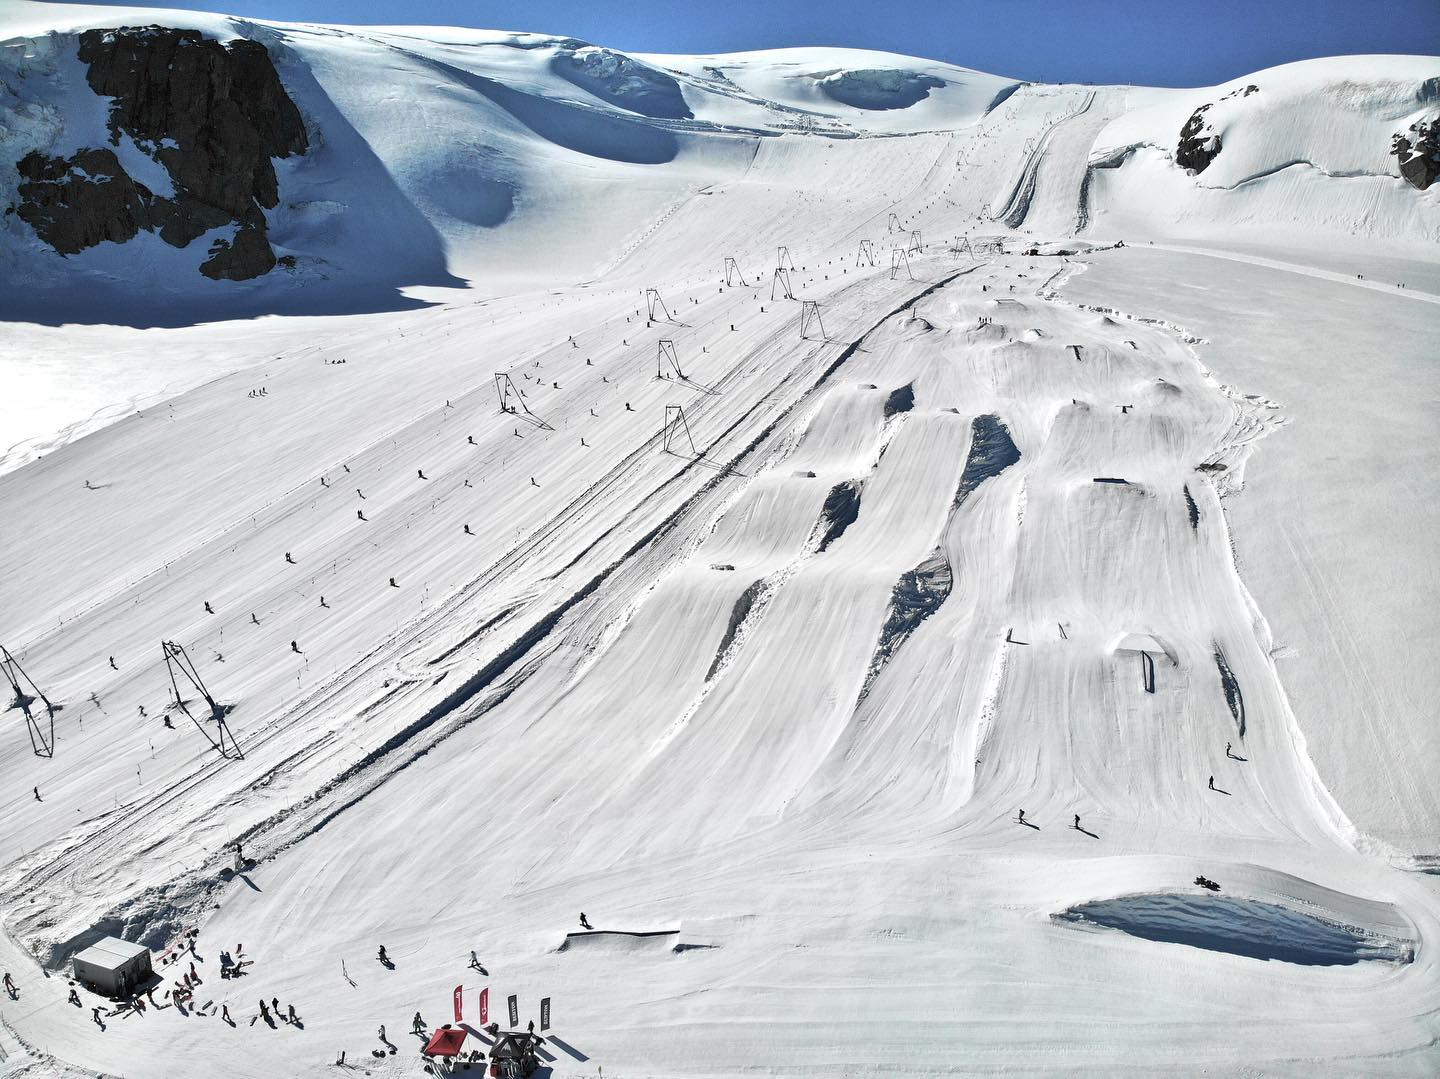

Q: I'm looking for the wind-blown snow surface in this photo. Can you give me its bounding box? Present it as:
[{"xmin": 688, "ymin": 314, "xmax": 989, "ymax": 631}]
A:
[{"xmin": 1, "ymin": 4, "xmax": 1439, "ymax": 1076}]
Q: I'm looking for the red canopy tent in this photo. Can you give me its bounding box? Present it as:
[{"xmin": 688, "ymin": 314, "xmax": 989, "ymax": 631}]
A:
[{"xmin": 422, "ymin": 1025, "xmax": 468, "ymax": 1057}]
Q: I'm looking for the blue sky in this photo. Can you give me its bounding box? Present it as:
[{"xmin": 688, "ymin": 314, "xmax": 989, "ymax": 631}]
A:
[{"xmin": 50, "ymin": 1, "xmax": 1440, "ymax": 86}]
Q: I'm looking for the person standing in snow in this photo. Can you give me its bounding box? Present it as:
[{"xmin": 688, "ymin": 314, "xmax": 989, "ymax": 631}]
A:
[
  {"xmin": 1072, "ymin": 814, "xmax": 1080, "ymax": 829},
  {"xmin": 412, "ymin": 1011, "xmax": 426, "ymax": 1036},
  {"xmin": 1208, "ymin": 775, "xmax": 1215, "ymax": 790},
  {"xmin": 1016, "ymin": 809, "xmax": 1025, "ymax": 824},
  {"xmin": 377, "ymin": 945, "xmax": 389, "ymax": 965}
]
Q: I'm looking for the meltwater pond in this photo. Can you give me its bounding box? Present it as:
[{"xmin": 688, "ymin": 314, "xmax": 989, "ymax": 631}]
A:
[{"xmin": 1056, "ymin": 893, "xmax": 1414, "ymax": 966}]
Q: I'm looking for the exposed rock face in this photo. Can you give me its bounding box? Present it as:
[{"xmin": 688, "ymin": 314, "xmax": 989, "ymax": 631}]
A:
[
  {"xmin": 15, "ymin": 148, "xmax": 155, "ymax": 252},
  {"xmin": 1392, "ymin": 116, "xmax": 1440, "ymax": 191},
  {"xmin": 12, "ymin": 26, "xmax": 307, "ymax": 280},
  {"xmin": 1175, "ymin": 86, "xmax": 1256, "ymax": 176},
  {"xmin": 1176, "ymin": 104, "xmax": 1221, "ymax": 174}
]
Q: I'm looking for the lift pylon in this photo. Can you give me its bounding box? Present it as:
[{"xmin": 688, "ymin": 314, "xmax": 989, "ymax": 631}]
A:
[
  {"xmin": 645, "ymin": 288, "xmax": 672, "ymax": 322},
  {"xmin": 770, "ymin": 268, "xmax": 794, "ymax": 301},
  {"xmin": 662, "ymin": 405, "xmax": 699, "ymax": 456},
  {"xmin": 890, "ymin": 248, "xmax": 913, "ymax": 281},
  {"xmin": 776, "ymin": 246, "xmax": 796, "ymax": 271},
  {"xmin": 908, "ymin": 229, "xmax": 923, "ymax": 253},
  {"xmin": 855, "ymin": 239, "xmax": 877, "ymax": 268},
  {"xmin": 723, "ymin": 256, "xmax": 747, "ymax": 287},
  {"xmin": 494, "ymin": 372, "xmax": 553, "ymax": 430},
  {"xmin": 162, "ymin": 640, "xmax": 243, "ymax": 760},
  {"xmin": 887, "ymin": 212, "xmax": 902, "ymax": 232},
  {"xmin": 799, "ymin": 300, "xmax": 826, "ymax": 341},
  {"xmin": 656, "ymin": 339, "xmax": 684, "ymax": 380},
  {"xmin": 2, "ymin": 645, "xmax": 55, "ymax": 758}
]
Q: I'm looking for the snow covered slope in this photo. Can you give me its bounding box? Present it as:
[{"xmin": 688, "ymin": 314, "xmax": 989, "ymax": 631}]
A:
[{"xmin": 1, "ymin": 4, "xmax": 1438, "ymax": 1077}]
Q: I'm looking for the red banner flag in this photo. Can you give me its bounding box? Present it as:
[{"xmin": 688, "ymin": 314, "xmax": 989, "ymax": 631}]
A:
[
  {"xmin": 453, "ymin": 985, "xmax": 464, "ymax": 1024},
  {"xmin": 479, "ymin": 987, "xmax": 489, "ymax": 1025}
]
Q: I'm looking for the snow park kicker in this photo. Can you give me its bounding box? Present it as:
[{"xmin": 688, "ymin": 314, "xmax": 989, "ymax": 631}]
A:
[{"xmin": 1, "ymin": 3, "xmax": 1438, "ymax": 1076}]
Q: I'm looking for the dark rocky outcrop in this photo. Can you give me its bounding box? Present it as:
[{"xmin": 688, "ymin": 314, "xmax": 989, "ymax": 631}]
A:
[
  {"xmin": 15, "ymin": 148, "xmax": 156, "ymax": 253},
  {"xmin": 12, "ymin": 26, "xmax": 308, "ymax": 280},
  {"xmin": 1392, "ymin": 116, "xmax": 1440, "ymax": 191},
  {"xmin": 1176, "ymin": 103, "xmax": 1221, "ymax": 174}
]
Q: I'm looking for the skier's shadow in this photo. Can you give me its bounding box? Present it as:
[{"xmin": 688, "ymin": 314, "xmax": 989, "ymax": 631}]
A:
[
  {"xmin": 1074, "ymin": 825, "xmax": 1100, "ymax": 839},
  {"xmin": 1209, "ymin": 785, "xmax": 1232, "ymax": 796},
  {"xmin": 1015, "ymin": 818, "xmax": 1039, "ymax": 830}
]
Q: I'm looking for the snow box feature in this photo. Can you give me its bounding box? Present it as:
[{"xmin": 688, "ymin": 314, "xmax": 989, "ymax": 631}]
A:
[{"xmin": 1055, "ymin": 893, "xmax": 1414, "ymax": 966}]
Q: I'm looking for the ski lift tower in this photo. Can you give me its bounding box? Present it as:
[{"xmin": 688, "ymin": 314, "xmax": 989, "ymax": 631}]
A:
[
  {"xmin": 645, "ymin": 288, "xmax": 672, "ymax": 322},
  {"xmin": 887, "ymin": 212, "xmax": 902, "ymax": 232},
  {"xmin": 890, "ymin": 248, "xmax": 913, "ymax": 280},
  {"xmin": 656, "ymin": 339, "xmax": 684, "ymax": 380},
  {"xmin": 2, "ymin": 644, "xmax": 55, "ymax": 758},
  {"xmin": 723, "ymin": 256, "xmax": 747, "ymax": 287},
  {"xmin": 799, "ymin": 300, "xmax": 826, "ymax": 340},
  {"xmin": 908, "ymin": 230, "xmax": 923, "ymax": 254},
  {"xmin": 661, "ymin": 405, "xmax": 699, "ymax": 456},
  {"xmin": 770, "ymin": 268, "xmax": 794, "ymax": 301},
  {"xmin": 162, "ymin": 640, "xmax": 243, "ymax": 760},
  {"xmin": 855, "ymin": 239, "xmax": 877, "ymax": 267},
  {"xmin": 776, "ymin": 246, "xmax": 796, "ymax": 271}
]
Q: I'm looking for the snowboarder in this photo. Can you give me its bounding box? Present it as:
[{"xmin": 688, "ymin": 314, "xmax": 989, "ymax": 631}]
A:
[
  {"xmin": 204, "ymin": 602, "xmax": 214, "ymax": 614},
  {"xmin": 68, "ymin": 986, "xmax": 81, "ymax": 1006},
  {"xmin": 469, "ymin": 950, "xmax": 482, "ymax": 970},
  {"xmin": 291, "ymin": 640, "xmax": 302, "ymax": 654},
  {"xmin": 357, "ymin": 488, "xmax": 365, "ymax": 499},
  {"xmin": 579, "ymin": 912, "xmax": 592, "ymax": 930},
  {"xmin": 32, "ymin": 787, "xmax": 40, "ymax": 802},
  {"xmin": 357, "ymin": 510, "xmax": 367, "ymax": 521},
  {"xmin": 417, "ymin": 469, "xmax": 427, "ymax": 480},
  {"xmin": 1208, "ymin": 775, "xmax": 1215, "ymax": 790},
  {"xmin": 285, "ymin": 552, "xmax": 295, "ymax": 564},
  {"xmin": 109, "ymin": 656, "xmax": 118, "ymax": 670},
  {"xmin": 531, "ymin": 477, "xmax": 539, "ymax": 487},
  {"xmin": 412, "ymin": 1011, "xmax": 425, "ymax": 1036},
  {"xmin": 377, "ymin": 945, "xmax": 389, "ymax": 965},
  {"xmin": 468, "ymin": 436, "xmax": 476, "ymax": 445}
]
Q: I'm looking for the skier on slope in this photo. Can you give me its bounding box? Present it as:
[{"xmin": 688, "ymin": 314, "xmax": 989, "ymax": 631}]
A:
[{"xmin": 1208, "ymin": 775, "xmax": 1215, "ymax": 790}]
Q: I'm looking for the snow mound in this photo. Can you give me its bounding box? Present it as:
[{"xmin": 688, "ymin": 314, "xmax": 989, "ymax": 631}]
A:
[
  {"xmin": 815, "ymin": 68, "xmax": 944, "ymax": 110},
  {"xmin": 1055, "ymin": 891, "xmax": 1415, "ymax": 966},
  {"xmin": 551, "ymin": 44, "xmax": 692, "ymax": 119}
]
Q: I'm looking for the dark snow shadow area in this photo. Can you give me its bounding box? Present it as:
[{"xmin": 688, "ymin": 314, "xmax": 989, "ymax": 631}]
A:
[
  {"xmin": 816, "ymin": 69, "xmax": 945, "ymax": 111},
  {"xmin": 1055, "ymin": 893, "xmax": 1414, "ymax": 966},
  {"xmin": 550, "ymin": 46, "xmax": 693, "ymax": 119},
  {"xmin": 437, "ymin": 60, "xmax": 679, "ymax": 164}
]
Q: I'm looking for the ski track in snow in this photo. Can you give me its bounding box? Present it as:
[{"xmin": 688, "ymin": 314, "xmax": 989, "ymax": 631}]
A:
[{"xmin": 0, "ymin": 10, "xmax": 1438, "ymax": 1077}]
